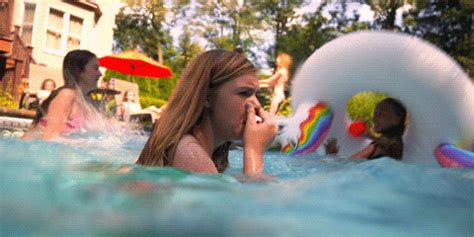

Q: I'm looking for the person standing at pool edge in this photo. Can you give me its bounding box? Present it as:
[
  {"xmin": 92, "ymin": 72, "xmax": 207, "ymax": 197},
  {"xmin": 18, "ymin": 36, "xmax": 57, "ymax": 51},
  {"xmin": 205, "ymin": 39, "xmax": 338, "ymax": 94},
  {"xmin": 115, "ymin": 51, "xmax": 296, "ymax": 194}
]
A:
[
  {"xmin": 22, "ymin": 50, "xmax": 102, "ymax": 140},
  {"xmin": 259, "ymin": 53, "xmax": 292, "ymax": 115},
  {"xmin": 137, "ymin": 50, "xmax": 277, "ymax": 176}
]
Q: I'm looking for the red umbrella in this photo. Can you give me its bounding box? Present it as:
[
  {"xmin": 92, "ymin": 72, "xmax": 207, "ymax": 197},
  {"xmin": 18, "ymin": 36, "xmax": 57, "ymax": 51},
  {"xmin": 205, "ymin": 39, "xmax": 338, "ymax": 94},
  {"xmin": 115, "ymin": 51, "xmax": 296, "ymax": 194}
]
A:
[{"xmin": 98, "ymin": 49, "xmax": 173, "ymax": 79}]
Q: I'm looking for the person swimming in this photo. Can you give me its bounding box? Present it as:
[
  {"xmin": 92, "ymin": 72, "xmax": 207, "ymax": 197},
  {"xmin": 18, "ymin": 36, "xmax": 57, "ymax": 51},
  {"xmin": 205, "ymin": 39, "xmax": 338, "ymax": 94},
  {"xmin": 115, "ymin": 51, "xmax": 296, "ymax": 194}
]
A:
[
  {"xmin": 137, "ymin": 50, "xmax": 277, "ymax": 176},
  {"xmin": 325, "ymin": 98, "xmax": 407, "ymax": 160},
  {"xmin": 22, "ymin": 50, "xmax": 103, "ymax": 140}
]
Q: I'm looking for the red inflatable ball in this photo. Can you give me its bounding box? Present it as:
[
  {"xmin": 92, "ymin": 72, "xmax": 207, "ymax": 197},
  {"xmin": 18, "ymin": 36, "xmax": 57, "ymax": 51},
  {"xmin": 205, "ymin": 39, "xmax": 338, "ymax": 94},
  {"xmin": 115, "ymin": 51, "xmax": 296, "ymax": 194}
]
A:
[{"xmin": 348, "ymin": 120, "xmax": 366, "ymax": 137}]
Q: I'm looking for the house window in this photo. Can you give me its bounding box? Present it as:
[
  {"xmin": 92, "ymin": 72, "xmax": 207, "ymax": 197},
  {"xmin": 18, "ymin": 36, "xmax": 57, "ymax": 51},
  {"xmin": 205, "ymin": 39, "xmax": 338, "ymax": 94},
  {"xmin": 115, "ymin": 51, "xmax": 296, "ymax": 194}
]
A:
[
  {"xmin": 46, "ymin": 8, "xmax": 64, "ymax": 50},
  {"xmin": 21, "ymin": 2, "xmax": 36, "ymax": 45},
  {"xmin": 45, "ymin": 8, "xmax": 83, "ymax": 53},
  {"xmin": 67, "ymin": 15, "xmax": 83, "ymax": 51}
]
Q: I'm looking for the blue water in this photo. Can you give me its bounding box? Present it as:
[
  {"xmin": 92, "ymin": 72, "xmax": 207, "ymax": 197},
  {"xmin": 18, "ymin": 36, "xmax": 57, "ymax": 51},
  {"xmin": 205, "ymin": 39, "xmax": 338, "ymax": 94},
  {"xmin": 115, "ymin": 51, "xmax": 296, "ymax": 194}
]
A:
[{"xmin": 1, "ymin": 134, "xmax": 473, "ymax": 236}]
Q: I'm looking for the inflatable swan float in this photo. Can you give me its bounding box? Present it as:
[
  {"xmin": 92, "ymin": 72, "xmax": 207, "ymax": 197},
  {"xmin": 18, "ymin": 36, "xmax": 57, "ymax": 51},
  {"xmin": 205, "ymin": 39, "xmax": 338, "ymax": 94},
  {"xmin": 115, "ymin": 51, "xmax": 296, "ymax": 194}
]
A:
[{"xmin": 276, "ymin": 31, "xmax": 474, "ymax": 167}]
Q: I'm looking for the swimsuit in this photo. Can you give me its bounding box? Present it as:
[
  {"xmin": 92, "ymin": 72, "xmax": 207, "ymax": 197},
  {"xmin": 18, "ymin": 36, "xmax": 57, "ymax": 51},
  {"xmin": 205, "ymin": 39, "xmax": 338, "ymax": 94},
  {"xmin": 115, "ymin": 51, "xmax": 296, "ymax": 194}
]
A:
[
  {"xmin": 367, "ymin": 140, "xmax": 403, "ymax": 160},
  {"xmin": 38, "ymin": 115, "xmax": 84, "ymax": 133}
]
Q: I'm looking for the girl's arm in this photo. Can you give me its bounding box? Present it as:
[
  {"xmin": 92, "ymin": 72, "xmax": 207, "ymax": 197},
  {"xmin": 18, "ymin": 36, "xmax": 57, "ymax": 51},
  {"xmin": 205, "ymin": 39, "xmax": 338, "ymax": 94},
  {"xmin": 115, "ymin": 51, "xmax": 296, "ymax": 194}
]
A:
[
  {"xmin": 350, "ymin": 143, "xmax": 376, "ymax": 159},
  {"xmin": 42, "ymin": 89, "xmax": 76, "ymax": 140},
  {"xmin": 259, "ymin": 69, "xmax": 283, "ymax": 88},
  {"xmin": 243, "ymin": 102, "xmax": 277, "ymax": 176}
]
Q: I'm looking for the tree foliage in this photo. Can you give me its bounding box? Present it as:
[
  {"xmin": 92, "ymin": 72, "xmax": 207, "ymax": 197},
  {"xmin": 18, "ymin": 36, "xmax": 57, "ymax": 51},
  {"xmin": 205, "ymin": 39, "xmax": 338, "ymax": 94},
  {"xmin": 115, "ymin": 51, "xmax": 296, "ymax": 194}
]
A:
[
  {"xmin": 254, "ymin": 0, "xmax": 304, "ymax": 57},
  {"xmin": 111, "ymin": 1, "xmax": 473, "ymax": 110},
  {"xmin": 167, "ymin": 26, "xmax": 204, "ymax": 75},
  {"xmin": 278, "ymin": 2, "xmax": 370, "ymax": 76},
  {"xmin": 113, "ymin": 2, "xmax": 174, "ymax": 63},
  {"xmin": 194, "ymin": 0, "xmax": 263, "ymax": 62},
  {"xmin": 402, "ymin": 0, "xmax": 473, "ymax": 78}
]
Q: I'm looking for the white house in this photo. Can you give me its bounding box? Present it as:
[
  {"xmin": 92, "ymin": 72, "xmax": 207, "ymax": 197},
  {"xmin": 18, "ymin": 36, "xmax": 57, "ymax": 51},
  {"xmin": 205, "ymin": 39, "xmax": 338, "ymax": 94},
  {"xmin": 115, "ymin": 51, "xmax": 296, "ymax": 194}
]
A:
[{"xmin": 9, "ymin": 0, "xmax": 121, "ymax": 91}]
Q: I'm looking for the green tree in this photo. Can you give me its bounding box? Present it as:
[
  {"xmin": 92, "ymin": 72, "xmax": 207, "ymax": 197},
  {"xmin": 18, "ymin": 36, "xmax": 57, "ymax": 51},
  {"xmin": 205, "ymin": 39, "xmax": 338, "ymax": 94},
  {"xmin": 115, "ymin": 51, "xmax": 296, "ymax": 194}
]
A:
[
  {"xmin": 113, "ymin": 2, "xmax": 174, "ymax": 63},
  {"xmin": 196, "ymin": 0, "xmax": 261, "ymax": 54},
  {"xmin": 402, "ymin": 0, "xmax": 473, "ymax": 79},
  {"xmin": 278, "ymin": 2, "xmax": 370, "ymax": 75},
  {"xmin": 112, "ymin": 2, "xmax": 193, "ymax": 108},
  {"xmin": 279, "ymin": 5, "xmax": 334, "ymax": 73},
  {"xmin": 362, "ymin": 0, "xmax": 413, "ymax": 30},
  {"xmin": 168, "ymin": 26, "xmax": 204, "ymax": 74},
  {"xmin": 255, "ymin": 0, "xmax": 304, "ymax": 59}
]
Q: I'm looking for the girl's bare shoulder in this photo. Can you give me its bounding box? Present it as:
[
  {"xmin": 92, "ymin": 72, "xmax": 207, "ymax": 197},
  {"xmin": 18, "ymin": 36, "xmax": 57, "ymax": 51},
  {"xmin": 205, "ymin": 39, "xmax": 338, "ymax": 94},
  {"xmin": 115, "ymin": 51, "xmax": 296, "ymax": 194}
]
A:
[
  {"xmin": 173, "ymin": 135, "xmax": 218, "ymax": 173},
  {"xmin": 56, "ymin": 88, "xmax": 77, "ymax": 97}
]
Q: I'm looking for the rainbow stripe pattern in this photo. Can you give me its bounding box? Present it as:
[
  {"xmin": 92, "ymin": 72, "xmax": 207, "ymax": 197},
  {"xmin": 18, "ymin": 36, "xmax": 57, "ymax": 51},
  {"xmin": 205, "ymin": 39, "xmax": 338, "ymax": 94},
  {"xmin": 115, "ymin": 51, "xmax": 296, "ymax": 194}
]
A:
[
  {"xmin": 282, "ymin": 103, "xmax": 333, "ymax": 155},
  {"xmin": 435, "ymin": 143, "xmax": 474, "ymax": 168}
]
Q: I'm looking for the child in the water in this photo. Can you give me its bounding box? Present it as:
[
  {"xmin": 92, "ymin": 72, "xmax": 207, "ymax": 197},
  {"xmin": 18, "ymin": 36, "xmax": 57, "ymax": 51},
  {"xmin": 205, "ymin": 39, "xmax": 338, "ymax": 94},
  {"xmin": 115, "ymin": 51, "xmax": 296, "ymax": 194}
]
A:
[{"xmin": 325, "ymin": 98, "xmax": 407, "ymax": 160}]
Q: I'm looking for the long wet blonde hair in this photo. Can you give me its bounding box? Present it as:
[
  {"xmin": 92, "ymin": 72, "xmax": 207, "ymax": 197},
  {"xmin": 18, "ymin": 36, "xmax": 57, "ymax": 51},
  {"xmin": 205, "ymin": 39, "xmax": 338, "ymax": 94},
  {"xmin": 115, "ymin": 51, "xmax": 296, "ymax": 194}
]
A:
[
  {"xmin": 137, "ymin": 49, "xmax": 256, "ymax": 170},
  {"xmin": 276, "ymin": 52, "xmax": 292, "ymax": 70}
]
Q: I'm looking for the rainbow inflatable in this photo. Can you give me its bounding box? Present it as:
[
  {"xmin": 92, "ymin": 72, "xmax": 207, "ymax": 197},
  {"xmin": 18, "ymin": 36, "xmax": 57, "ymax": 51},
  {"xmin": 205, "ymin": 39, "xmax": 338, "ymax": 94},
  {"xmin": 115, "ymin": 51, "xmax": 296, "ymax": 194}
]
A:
[
  {"xmin": 435, "ymin": 143, "xmax": 474, "ymax": 168},
  {"xmin": 277, "ymin": 31, "xmax": 473, "ymax": 167},
  {"xmin": 280, "ymin": 103, "xmax": 333, "ymax": 156}
]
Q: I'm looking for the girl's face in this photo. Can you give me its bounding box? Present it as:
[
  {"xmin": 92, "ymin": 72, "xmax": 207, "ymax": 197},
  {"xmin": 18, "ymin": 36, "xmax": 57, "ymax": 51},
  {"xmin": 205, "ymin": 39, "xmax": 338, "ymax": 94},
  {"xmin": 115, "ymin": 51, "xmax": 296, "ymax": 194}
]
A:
[
  {"xmin": 43, "ymin": 81, "xmax": 56, "ymax": 91},
  {"xmin": 78, "ymin": 57, "xmax": 102, "ymax": 89},
  {"xmin": 372, "ymin": 102, "xmax": 401, "ymax": 133},
  {"xmin": 125, "ymin": 91, "xmax": 135, "ymax": 101},
  {"xmin": 209, "ymin": 73, "xmax": 260, "ymax": 141}
]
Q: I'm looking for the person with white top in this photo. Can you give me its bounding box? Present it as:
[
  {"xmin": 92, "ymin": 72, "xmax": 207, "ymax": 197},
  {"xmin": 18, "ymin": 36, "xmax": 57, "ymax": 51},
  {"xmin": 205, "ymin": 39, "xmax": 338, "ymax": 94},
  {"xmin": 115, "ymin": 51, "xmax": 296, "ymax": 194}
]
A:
[{"xmin": 119, "ymin": 90, "xmax": 141, "ymax": 121}]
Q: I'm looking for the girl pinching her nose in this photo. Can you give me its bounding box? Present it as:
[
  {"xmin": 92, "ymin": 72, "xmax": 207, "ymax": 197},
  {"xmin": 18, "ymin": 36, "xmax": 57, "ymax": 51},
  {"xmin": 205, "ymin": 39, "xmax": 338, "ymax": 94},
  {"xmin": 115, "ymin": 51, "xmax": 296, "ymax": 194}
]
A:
[{"xmin": 137, "ymin": 50, "xmax": 277, "ymax": 176}]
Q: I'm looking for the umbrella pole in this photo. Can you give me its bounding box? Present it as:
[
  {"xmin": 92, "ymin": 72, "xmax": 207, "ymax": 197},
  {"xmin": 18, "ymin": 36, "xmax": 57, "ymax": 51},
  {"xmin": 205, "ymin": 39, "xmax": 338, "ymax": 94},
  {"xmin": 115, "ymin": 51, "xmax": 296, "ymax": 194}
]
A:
[{"xmin": 129, "ymin": 65, "xmax": 135, "ymax": 82}]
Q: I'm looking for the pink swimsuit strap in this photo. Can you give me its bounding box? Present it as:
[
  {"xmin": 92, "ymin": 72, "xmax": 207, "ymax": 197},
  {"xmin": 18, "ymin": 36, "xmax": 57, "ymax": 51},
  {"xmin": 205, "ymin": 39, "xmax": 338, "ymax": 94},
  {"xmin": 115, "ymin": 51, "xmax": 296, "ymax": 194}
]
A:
[
  {"xmin": 65, "ymin": 116, "xmax": 83, "ymax": 130},
  {"xmin": 38, "ymin": 115, "xmax": 84, "ymax": 132},
  {"xmin": 38, "ymin": 118, "xmax": 48, "ymax": 127}
]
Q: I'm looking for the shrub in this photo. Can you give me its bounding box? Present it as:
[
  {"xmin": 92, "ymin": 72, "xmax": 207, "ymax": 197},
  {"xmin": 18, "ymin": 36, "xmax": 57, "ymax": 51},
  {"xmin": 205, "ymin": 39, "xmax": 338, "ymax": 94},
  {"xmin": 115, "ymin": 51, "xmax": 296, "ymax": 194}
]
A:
[
  {"xmin": 139, "ymin": 95, "xmax": 168, "ymax": 109},
  {"xmin": 346, "ymin": 91, "xmax": 387, "ymax": 133},
  {"xmin": 0, "ymin": 92, "xmax": 19, "ymax": 109}
]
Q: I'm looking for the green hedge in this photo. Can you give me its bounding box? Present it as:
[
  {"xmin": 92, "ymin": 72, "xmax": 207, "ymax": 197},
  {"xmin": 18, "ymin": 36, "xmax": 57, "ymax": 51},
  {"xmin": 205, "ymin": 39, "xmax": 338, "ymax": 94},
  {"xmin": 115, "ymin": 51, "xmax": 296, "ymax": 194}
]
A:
[
  {"xmin": 139, "ymin": 96, "xmax": 168, "ymax": 109},
  {"xmin": 102, "ymin": 70, "xmax": 178, "ymax": 108},
  {"xmin": 346, "ymin": 91, "xmax": 387, "ymax": 132},
  {"xmin": 0, "ymin": 92, "xmax": 19, "ymax": 109}
]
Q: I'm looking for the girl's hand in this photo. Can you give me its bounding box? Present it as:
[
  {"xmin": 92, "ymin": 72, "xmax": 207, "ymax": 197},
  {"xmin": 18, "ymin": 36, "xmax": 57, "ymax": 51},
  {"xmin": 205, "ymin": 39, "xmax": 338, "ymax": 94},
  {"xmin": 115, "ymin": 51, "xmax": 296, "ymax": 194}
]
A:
[
  {"xmin": 324, "ymin": 137, "xmax": 339, "ymax": 155},
  {"xmin": 243, "ymin": 102, "xmax": 277, "ymax": 153},
  {"xmin": 242, "ymin": 102, "xmax": 277, "ymax": 175}
]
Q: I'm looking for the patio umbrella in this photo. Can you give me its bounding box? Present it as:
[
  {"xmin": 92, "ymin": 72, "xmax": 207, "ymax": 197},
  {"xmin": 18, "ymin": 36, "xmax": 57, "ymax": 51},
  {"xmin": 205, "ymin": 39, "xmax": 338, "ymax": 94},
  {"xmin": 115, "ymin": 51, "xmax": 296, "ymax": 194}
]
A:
[{"xmin": 98, "ymin": 49, "xmax": 173, "ymax": 80}]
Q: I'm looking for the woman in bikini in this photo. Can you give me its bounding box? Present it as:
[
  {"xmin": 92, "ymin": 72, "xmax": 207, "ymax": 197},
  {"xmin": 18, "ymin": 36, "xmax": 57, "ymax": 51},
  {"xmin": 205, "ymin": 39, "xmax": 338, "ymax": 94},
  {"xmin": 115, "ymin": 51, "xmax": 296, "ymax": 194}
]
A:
[{"xmin": 22, "ymin": 50, "xmax": 103, "ymax": 140}]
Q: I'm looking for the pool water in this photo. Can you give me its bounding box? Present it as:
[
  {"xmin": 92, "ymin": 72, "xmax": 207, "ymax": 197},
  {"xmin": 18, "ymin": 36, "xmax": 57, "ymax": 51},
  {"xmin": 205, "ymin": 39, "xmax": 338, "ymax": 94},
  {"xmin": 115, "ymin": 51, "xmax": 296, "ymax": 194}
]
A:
[{"xmin": 1, "ymin": 133, "xmax": 473, "ymax": 236}]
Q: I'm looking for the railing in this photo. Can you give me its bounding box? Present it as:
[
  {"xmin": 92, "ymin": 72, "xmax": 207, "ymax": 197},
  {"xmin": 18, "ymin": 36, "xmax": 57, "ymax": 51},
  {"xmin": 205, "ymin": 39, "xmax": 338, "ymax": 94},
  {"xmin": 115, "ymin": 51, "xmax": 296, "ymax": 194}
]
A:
[
  {"xmin": 0, "ymin": 115, "xmax": 32, "ymax": 139},
  {"xmin": 1, "ymin": 26, "xmax": 33, "ymax": 102}
]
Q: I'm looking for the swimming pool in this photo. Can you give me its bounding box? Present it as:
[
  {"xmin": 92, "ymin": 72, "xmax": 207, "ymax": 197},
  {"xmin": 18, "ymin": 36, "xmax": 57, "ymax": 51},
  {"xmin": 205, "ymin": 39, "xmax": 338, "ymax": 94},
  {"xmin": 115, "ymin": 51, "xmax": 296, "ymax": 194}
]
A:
[{"xmin": 1, "ymin": 133, "xmax": 473, "ymax": 236}]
